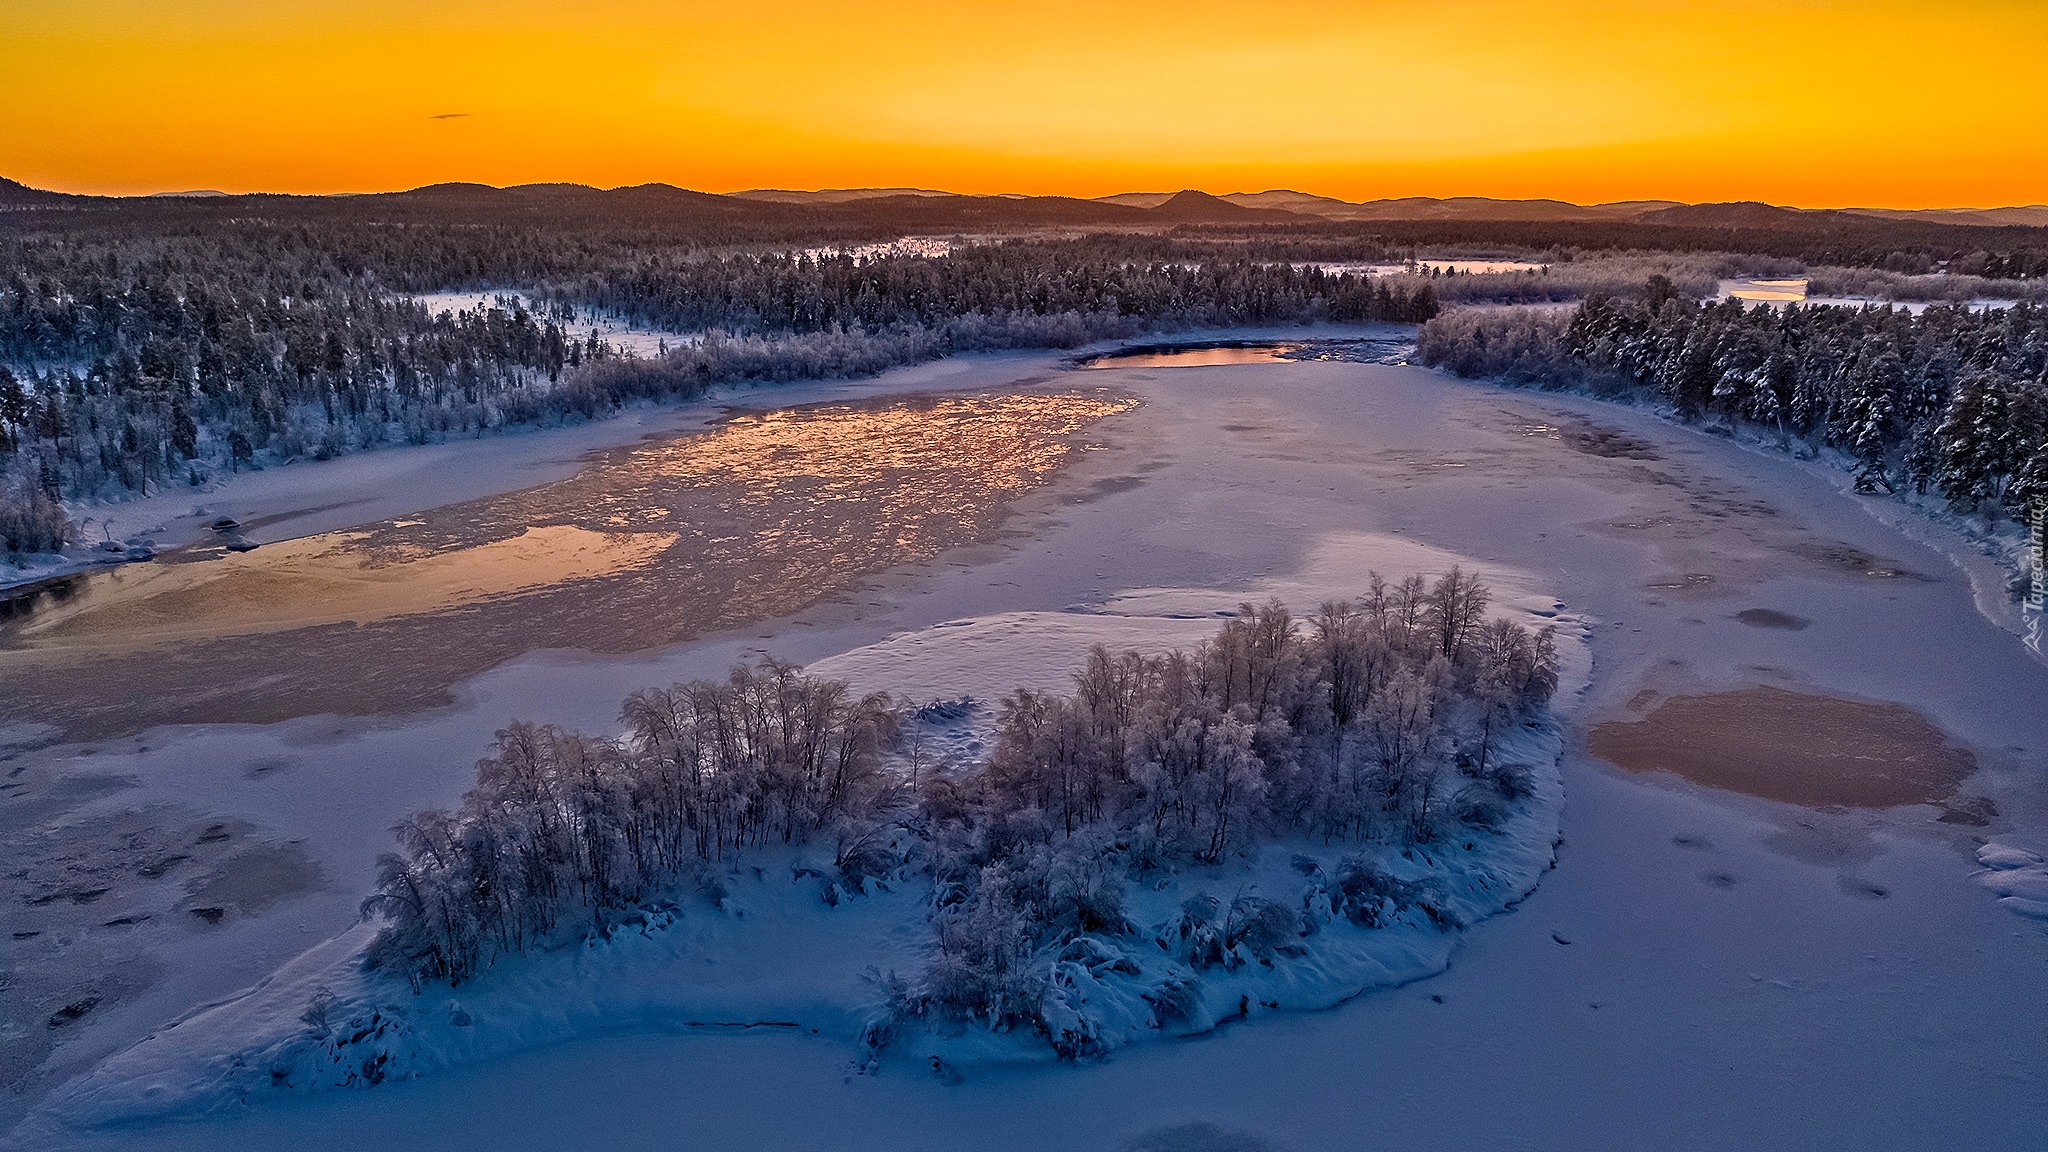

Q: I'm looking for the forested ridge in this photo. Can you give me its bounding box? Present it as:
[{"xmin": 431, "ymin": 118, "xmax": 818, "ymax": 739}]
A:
[
  {"xmin": 11, "ymin": 177, "xmax": 2045, "ymax": 275},
  {"xmin": 1420, "ymin": 290, "xmax": 2048, "ymax": 524}
]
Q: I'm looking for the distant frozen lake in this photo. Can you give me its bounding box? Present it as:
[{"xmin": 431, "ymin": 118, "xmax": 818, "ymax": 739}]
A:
[
  {"xmin": 1718, "ymin": 277, "xmax": 1811, "ymax": 303},
  {"xmin": 1715, "ymin": 278, "xmax": 2019, "ymax": 313},
  {"xmin": 1298, "ymin": 259, "xmax": 1549, "ymax": 278},
  {"xmin": 1076, "ymin": 337, "xmax": 1414, "ymax": 369},
  {"xmin": 1414, "ymin": 259, "xmax": 1549, "ymax": 274},
  {"xmin": 1079, "ymin": 342, "xmax": 1301, "ymax": 369}
]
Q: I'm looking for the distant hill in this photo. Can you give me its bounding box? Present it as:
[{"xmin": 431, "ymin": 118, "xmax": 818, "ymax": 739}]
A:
[
  {"xmin": 1095, "ymin": 192, "xmax": 1176, "ymax": 208},
  {"xmin": 1101, "ymin": 191, "xmax": 1657, "ymax": 221},
  {"xmin": 1097, "ymin": 190, "xmax": 1295, "ymax": 220},
  {"xmin": 0, "ymin": 176, "xmax": 78, "ymax": 207},
  {"xmin": 1311, "ymin": 196, "xmax": 1674, "ymax": 223},
  {"xmin": 1142, "ymin": 189, "xmax": 1288, "ymax": 222},
  {"xmin": 1108, "ymin": 191, "xmax": 1683, "ymax": 223},
  {"xmin": 735, "ymin": 188, "xmax": 957, "ymax": 203},
  {"xmin": 1635, "ymin": 201, "xmax": 1816, "ymax": 228},
  {"xmin": 1220, "ymin": 190, "xmax": 1356, "ymax": 213},
  {"xmin": 5, "ymin": 175, "xmax": 2044, "ymax": 231},
  {"xmin": 3, "ymin": 176, "xmax": 2044, "ymax": 271},
  {"xmin": 1847, "ymin": 205, "xmax": 2048, "ymax": 228}
]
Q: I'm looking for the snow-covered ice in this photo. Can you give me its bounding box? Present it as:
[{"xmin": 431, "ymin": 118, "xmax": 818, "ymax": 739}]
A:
[
  {"xmin": 1975, "ymin": 842, "xmax": 2048, "ymax": 919},
  {"xmin": 45, "ymin": 527, "xmax": 1591, "ymax": 1123},
  {"xmin": 8, "ymin": 333, "xmax": 2046, "ymax": 1151}
]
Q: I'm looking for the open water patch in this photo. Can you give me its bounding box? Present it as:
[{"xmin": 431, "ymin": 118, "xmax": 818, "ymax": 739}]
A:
[{"xmin": 1075, "ymin": 338, "xmax": 1413, "ymax": 370}]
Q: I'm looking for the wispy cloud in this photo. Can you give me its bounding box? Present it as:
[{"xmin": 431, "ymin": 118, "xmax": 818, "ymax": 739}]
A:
[{"xmin": 429, "ymin": 112, "xmax": 471, "ymax": 120}]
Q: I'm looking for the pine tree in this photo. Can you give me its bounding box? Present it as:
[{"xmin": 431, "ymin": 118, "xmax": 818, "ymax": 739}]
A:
[{"xmin": 1851, "ymin": 387, "xmax": 1896, "ymax": 492}]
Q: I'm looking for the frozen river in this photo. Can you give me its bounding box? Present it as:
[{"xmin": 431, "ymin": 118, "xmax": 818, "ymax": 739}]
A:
[{"xmin": 6, "ymin": 336, "xmax": 2044, "ymax": 1150}]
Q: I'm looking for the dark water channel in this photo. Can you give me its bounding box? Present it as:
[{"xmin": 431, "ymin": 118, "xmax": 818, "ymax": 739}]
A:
[{"xmin": 1076, "ymin": 338, "xmax": 1412, "ymax": 370}]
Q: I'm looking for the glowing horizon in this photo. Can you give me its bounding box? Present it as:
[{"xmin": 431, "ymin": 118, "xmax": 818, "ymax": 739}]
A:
[{"xmin": 6, "ymin": 0, "xmax": 2045, "ymax": 209}]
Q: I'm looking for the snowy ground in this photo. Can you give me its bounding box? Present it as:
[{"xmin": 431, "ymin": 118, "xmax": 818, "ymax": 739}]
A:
[
  {"xmin": 791, "ymin": 238, "xmax": 956, "ymax": 263},
  {"xmin": 6, "ymin": 333, "xmax": 2046, "ymax": 1150},
  {"xmin": 407, "ymin": 290, "xmax": 690, "ymax": 357}
]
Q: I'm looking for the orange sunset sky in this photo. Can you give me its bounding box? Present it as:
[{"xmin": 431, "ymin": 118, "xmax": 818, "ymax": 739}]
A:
[{"xmin": 5, "ymin": 0, "xmax": 2046, "ymax": 207}]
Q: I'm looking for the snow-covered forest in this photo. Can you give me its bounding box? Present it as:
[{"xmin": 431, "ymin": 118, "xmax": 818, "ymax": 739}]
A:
[
  {"xmin": 11, "ymin": 182, "xmax": 2048, "ymax": 560},
  {"xmin": 1420, "ymin": 291, "xmax": 2048, "ymax": 518},
  {"xmin": 0, "ymin": 231, "xmax": 1438, "ymax": 552},
  {"xmin": 360, "ymin": 574, "xmax": 1558, "ymax": 1057}
]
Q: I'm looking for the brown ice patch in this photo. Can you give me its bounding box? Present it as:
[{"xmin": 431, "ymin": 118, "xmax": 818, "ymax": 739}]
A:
[
  {"xmin": 179, "ymin": 841, "xmax": 323, "ymax": 923},
  {"xmin": 1064, "ymin": 475, "xmax": 1148, "ymax": 505},
  {"xmin": 1587, "ymin": 686, "xmax": 1975, "ymax": 808},
  {"xmin": 1515, "ymin": 417, "xmax": 1660, "ymax": 460},
  {"xmin": 1644, "ymin": 572, "xmax": 1718, "ymax": 596},
  {"xmin": 1935, "ymin": 794, "xmax": 1998, "ymax": 826},
  {"xmin": 1735, "ymin": 608, "xmax": 1811, "ymax": 630},
  {"xmin": 11, "ymin": 525, "xmax": 675, "ymax": 648},
  {"xmin": 1567, "ymin": 426, "xmax": 1659, "ymax": 460},
  {"xmin": 1788, "ymin": 540, "xmax": 1930, "ymax": 582}
]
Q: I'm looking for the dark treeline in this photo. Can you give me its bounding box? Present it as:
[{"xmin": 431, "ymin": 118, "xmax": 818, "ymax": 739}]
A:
[
  {"xmin": 1199, "ymin": 214, "xmax": 2048, "ymax": 280},
  {"xmin": 544, "ymin": 239, "xmax": 1436, "ymax": 336},
  {"xmin": 0, "ymin": 223, "xmax": 1435, "ymax": 552},
  {"xmin": 1420, "ymin": 289, "xmax": 2048, "ymax": 518},
  {"xmin": 361, "ymin": 576, "xmax": 1560, "ymax": 1056}
]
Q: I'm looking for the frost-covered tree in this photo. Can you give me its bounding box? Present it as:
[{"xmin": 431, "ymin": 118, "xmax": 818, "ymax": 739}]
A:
[
  {"xmin": 362, "ymin": 577, "xmax": 1563, "ymax": 1059},
  {"xmin": 362, "ymin": 662, "xmax": 896, "ymax": 984}
]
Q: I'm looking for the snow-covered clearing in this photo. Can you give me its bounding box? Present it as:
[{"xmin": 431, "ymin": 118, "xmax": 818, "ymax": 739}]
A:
[
  {"xmin": 6, "ymin": 332, "xmax": 2045, "ymax": 1150},
  {"xmin": 406, "ymin": 290, "xmax": 688, "ymax": 358},
  {"xmin": 792, "ymin": 238, "xmax": 957, "ymax": 263}
]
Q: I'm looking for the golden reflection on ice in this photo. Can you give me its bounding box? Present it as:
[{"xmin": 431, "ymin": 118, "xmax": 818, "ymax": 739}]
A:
[
  {"xmin": 12, "ymin": 526, "xmax": 677, "ymax": 649},
  {"xmin": 1081, "ymin": 345, "xmax": 1299, "ymax": 370},
  {"xmin": 1720, "ymin": 278, "xmax": 1810, "ymax": 303},
  {"xmin": 0, "ymin": 390, "xmax": 1137, "ymax": 737}
]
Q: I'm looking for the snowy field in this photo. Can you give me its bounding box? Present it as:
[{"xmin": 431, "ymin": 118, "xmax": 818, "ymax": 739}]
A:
[
  {"xmin": 5, "ymin": 336, "xmax": 2046, "ymax": 1150},
  {"xmin": 407, "ymin": 290, "xmax": 690, "ymax": 357},
  {"xmin": 791, "ymin": 237, "xmax": 956, "ymax": 263}
]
